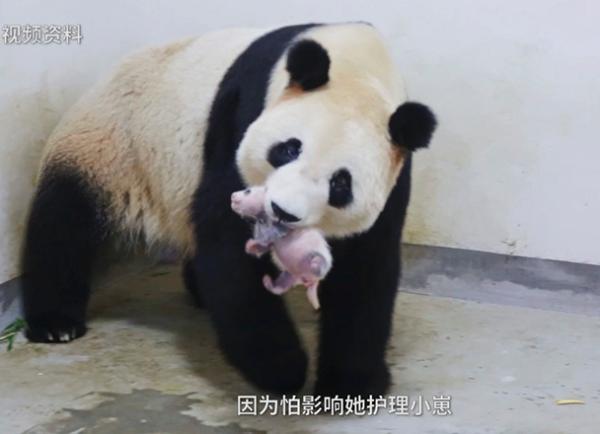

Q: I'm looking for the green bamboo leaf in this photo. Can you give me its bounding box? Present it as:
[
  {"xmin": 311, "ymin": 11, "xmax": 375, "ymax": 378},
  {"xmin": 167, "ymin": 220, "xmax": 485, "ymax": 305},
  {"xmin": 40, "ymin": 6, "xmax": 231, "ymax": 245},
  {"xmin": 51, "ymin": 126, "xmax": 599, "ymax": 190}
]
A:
[{"xmin": 1, "ymin": 318, "xmax": 27, "ymax": 352}]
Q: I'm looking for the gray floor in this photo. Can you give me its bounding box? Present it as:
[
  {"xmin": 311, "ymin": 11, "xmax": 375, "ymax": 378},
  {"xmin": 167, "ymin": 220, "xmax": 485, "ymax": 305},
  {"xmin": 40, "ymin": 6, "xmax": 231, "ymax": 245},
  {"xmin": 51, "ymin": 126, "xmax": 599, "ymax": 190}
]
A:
[{"xmin": 1, "ymin": 251, "xmax": 599, "ymax": 434}]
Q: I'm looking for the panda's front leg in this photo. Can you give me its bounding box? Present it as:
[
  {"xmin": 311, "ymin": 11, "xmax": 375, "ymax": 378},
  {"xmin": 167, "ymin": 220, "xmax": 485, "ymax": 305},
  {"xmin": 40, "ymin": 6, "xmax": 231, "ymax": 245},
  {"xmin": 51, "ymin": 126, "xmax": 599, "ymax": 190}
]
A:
[
  {"xmin": 192, "ymin": 179, "xmax": 308, "ymax": 394},
  {"xmin": 315, "ymin": 227, "xmax": 401, "ymax": 398}
]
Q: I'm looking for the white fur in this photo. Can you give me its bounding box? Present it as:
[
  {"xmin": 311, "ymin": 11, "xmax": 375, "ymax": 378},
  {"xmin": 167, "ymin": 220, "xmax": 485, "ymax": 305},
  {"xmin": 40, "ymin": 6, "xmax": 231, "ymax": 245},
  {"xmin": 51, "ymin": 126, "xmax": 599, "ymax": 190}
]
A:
[{"xmin": 40, "ymin": 23, "xmax": 409, "ymax": 254}]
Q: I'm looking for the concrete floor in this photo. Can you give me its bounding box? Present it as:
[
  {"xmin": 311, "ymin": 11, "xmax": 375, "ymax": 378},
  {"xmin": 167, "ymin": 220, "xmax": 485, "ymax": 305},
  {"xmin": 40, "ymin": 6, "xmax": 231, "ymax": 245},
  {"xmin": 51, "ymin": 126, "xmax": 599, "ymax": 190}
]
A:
[{"xmin": 1, "ymin": 264, "xmax": 599, "ymax": 434}]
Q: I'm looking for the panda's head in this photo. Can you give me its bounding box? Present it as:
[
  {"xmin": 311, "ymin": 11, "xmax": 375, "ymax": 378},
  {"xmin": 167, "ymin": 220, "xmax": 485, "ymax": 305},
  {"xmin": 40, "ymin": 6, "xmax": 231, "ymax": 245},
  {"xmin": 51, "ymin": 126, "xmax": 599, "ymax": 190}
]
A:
[{"xmin": 237, "ymin": 36, "xmax": 436, "ymax": 237}]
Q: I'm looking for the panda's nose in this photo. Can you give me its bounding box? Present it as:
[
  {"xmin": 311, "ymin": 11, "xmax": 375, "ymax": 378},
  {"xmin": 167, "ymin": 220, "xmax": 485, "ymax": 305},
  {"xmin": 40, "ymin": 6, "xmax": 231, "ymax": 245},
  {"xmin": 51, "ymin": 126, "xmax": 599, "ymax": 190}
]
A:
[{"xmin": 271, "ymin": 201, "xmax": 300, "ymax": 223}]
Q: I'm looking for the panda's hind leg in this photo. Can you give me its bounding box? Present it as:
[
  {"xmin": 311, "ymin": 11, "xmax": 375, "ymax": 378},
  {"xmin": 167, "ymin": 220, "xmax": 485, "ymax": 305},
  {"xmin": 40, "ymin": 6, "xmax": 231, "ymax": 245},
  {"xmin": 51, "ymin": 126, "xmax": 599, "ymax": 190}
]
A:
[
  {"xmin": 182, "ymin": 259, "xmax": 204, "ymax": 308},
  {"xmin": 21, "ymin": 167, "xmax": 108, "ymax": 343}
]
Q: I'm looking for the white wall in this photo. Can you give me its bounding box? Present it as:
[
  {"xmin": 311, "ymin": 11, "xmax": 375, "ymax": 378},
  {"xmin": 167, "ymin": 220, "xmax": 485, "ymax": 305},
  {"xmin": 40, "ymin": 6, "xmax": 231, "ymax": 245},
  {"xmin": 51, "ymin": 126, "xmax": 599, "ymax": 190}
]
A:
[{"xmin": 1, "ymin": 0, "xmax": 599, "ymax": 283}]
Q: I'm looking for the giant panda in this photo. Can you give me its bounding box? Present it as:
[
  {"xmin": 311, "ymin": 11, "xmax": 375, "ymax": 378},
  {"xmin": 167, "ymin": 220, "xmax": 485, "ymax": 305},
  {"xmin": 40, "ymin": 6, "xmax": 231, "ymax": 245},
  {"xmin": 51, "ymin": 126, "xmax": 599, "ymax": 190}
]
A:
[{"xmin": 21, "ymin": 22, "xmax": 436, "ymax": 396}]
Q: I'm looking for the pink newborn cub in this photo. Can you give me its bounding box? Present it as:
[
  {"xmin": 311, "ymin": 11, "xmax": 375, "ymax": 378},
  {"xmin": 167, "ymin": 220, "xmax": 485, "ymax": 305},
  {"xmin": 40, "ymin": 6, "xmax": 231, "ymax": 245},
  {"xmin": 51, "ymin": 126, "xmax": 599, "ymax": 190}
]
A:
[
  {"xmin": 264, "ymin": 228, "xmax": 331, "ymax": 310},
  {"xmin": 231, "ymin": 186, "xmax": 332, "ymax": 309}
]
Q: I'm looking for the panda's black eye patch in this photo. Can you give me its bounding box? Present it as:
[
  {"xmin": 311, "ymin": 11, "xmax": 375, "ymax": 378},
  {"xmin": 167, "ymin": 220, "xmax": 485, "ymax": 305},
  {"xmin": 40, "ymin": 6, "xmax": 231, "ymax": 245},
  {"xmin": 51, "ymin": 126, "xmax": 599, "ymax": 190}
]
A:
[
  {"xmin": 329, "ymin": 168, "xmax": 353, "ymax": 208},
  {"xmin": 267, "ymin": 138, "xmax": 302, "ymax": 168}
]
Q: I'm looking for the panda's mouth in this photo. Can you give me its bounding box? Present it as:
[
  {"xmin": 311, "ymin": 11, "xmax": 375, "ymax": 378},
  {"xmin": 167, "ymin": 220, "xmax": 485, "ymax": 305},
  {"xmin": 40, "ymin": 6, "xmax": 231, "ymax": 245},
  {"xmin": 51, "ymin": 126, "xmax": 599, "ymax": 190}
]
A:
[{"xmin": 270, "ymin": 201, "xmax": 301, "ymax": 224}]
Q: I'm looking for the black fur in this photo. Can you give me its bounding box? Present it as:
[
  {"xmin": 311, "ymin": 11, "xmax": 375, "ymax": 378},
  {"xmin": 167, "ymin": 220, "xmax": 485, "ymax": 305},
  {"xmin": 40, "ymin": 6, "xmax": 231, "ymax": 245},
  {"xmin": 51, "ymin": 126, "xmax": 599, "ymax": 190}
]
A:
[
  {"xmin": 389, "ymin": 102, "xmax": 437, "ymax": 151},
  {"xmin": 286, "ymin": 39, "xmax": 330, "ymax": 90},
  {"xmin": 182, "ymin": 259, "xmax": 204, "ymax": 308},
  {"xmin": 21, "ymin": 167, "xmax": 108, "ymax": 343},
  {"xmin": 191, "ymin": 24, "xmax": 318, "ymax": 395}
]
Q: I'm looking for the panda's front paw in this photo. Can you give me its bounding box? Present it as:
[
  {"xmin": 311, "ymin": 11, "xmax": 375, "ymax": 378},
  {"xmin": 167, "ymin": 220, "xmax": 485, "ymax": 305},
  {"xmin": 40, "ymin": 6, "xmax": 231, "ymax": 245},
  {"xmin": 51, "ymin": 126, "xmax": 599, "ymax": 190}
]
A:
[
  {"xmin": 247, "ymin": 346, "xmax": 308, "ymax": 395},
  {"xmin": 25, "ymin": 314, "xmax": 87, "ymax": 343},
  {"xmin": 315, "ymin": 363, "xmax": 391, "ymax": 398}
]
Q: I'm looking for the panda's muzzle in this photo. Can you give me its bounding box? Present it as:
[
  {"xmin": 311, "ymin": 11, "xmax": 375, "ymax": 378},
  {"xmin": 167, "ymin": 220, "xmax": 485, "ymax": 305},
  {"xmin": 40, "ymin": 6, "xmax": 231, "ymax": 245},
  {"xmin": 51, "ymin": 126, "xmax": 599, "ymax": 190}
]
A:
[{"xmin": 270, "ymin": 201, "xmax": 301, "ymax": 223}]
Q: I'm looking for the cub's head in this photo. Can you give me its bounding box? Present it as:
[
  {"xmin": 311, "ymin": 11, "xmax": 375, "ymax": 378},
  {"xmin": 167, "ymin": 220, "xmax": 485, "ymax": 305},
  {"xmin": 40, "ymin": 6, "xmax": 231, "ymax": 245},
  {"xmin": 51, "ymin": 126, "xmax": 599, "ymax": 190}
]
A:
[{"xmin": 237, "ymin": 33, "xmax": 436, "ymax": 237}]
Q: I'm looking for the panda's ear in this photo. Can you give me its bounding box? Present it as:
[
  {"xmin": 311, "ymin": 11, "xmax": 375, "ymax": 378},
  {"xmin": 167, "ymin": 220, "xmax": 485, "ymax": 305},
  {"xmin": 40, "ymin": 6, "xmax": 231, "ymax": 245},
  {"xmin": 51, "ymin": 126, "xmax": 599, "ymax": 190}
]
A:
[
  {"xmin": 286, "ymin": 40, "xmax": 330, "ymax": 91},
  {"xmin": 389, "ymin": 102, "xmax": 437, "ymax": 151}
]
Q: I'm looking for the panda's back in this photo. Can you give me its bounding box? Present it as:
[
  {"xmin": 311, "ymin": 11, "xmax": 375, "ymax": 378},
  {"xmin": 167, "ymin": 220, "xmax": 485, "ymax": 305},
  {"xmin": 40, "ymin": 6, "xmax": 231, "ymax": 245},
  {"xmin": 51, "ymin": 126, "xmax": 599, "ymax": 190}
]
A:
[{"xmin": 41, "ymin": 27, "xmax": 265, "ymax": 251}]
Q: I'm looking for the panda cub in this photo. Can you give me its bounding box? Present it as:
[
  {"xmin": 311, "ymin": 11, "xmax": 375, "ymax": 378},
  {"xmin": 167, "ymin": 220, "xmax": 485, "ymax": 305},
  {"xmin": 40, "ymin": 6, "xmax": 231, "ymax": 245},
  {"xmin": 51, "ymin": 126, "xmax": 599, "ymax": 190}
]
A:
[{"xmin": 231, "ymin": 185, "xmax": 332, "ymax": 309}]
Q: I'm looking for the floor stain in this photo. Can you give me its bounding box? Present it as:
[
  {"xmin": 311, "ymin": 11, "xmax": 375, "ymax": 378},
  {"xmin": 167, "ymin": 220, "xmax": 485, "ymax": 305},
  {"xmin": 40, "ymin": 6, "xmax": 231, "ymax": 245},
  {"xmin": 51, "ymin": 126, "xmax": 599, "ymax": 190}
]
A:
[{"xmin": 23, "ymin": 389, "xmax": 265, "ymax": 434}]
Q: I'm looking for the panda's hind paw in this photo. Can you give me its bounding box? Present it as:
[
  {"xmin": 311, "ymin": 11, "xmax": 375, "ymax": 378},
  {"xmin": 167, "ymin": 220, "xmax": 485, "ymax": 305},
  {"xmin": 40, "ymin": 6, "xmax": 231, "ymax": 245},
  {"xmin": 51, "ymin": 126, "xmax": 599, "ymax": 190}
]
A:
[{"xmin": 25, "ymin": 314, "xmax": 87, "ymax": 344}]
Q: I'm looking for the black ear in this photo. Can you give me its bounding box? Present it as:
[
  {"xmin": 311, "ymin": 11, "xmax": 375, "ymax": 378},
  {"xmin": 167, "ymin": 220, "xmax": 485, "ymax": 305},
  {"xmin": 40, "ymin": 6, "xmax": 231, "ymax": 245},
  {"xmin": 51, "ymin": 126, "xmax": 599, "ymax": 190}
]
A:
[
  {"xmin": 286, "ymin": 39, "xmax": 330, "ymax": 91},
  {"xmin": 389, "ymin": 102, "xmax": 437, "ymax": 151}
]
